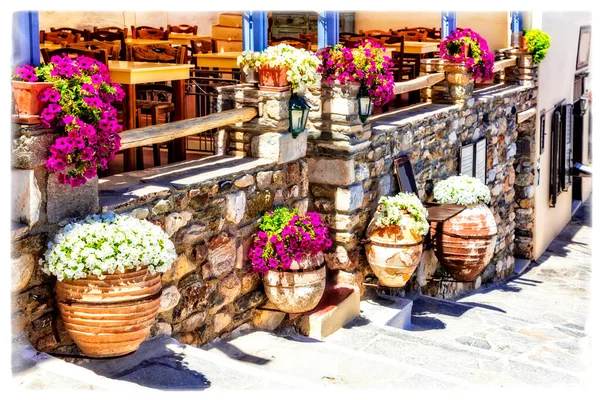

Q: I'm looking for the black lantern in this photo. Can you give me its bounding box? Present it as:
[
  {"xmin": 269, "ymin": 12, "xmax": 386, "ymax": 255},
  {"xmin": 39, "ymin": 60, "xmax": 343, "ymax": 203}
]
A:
[
  {"xmin": 575, "ymin": 92, "xmax": 589, "ymax": 117},
  {"xmin": 289, "ymin": 93, "xmax": 310, "ymax": 138},
  {"xmin": 357, "ymin": 85, "xmax": 373, "ymax": 123}
]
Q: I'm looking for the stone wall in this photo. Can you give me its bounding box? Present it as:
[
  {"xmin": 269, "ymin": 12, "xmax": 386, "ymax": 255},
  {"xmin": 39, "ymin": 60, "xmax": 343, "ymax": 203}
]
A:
[
  {"xmin": 306, "ymin": 82, "xmax": 537, "ymax": 299},
  {"xmin": 11, "ymin": 86, "xmax": 309, "ymax": 354}
]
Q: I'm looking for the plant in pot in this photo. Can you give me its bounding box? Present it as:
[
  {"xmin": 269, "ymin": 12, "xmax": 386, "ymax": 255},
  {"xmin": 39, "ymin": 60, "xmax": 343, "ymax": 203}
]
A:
[
  {"xmin": 440, "ymin": 28, "xmax": 495, "ymax": 103},
  {"xmin": 237, "ymin": 44, "xmax": 321, "ymax": 135},
  {"xmin": 11, "ymin": 63, "xmax": 55, "ymax": 118},
  {"xmin": 365, "ymin": 193, "xmax": 429, "ymax": 287},
  {"xmin": 317, "ymin": 39, "xmax": 395, "ymax": 122},
  {"xmin": 15, "ymin": 55, "xmax": 125, "ymax": 188},
  {"xmin": 248, "ymin": 207, "xmax": 332, "ymax": 313},
  {"xmin": 41, "ymin": 212, "xmax": 177, "ymax": 357},
  {"xmin": 521, "ymin": 29, "xmax": 551, "ymax": 66},
  {"xmin": 429, "ymin": 175, "xmax": 497, "ymax": 282}
]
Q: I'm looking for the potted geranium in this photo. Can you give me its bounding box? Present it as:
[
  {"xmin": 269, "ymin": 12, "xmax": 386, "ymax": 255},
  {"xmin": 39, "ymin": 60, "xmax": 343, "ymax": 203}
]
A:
[
  {"xmin": 429, "ymin": 175, "xmax": 497, "ymax": 282},
  {"xmin": 11, "ymin": 63, "xmax": 55, "ymax": 117},
  {"xmin": 440, "ymin": 28, "xmax": 495, "ymax": 102},
  {"xmin": 248, "ymin": 207, "xmax": 332, "ymax": 313},
  {"xmin": 41, "ymin": 212, "xmax": 177, "ymax": 357},
  {"xmin": 365, "ymin": 193, "xmax": 429, "ymax": 287},
  {"xmin": 14, "ymin": 56, "xmax": 125, "ymax": 187},
  {"xmin": 317, "ymin": 39, "xmax": 395, "ymax": 121}
]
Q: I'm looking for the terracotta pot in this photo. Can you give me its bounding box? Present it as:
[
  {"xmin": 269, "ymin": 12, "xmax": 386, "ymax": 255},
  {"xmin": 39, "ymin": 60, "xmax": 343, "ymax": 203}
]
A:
[
  {"xmin": 241, "ymin": 68, "xmax": 259, "ymax": 86},
  {"xmin": 262, "ymin": 252, "xmax": 326, "ymax": 313},
  {"xmin": 257, "ymin": 65, "xmax": 290, "ymax": 91},
  {"xmin": 56, "ymin": 267, "xmax": 163, "ymax": 358},
  {"xmin": 11, "ymin": 81, "xmax": 54, "ymax": 116},
  {"xmin": 444, "ymin": 62, "xmax": 474, "ymax": 104},
  {"xmin": 365, "ymin": 213, "xmax": 424, "ymax": 288},
  {"xmin": 430, "ymin": 204, "xmax": 497, "ymax": 282},
  {"xmin": 519, "ymin": 36, "xmax": 528, "ymax": 51}
]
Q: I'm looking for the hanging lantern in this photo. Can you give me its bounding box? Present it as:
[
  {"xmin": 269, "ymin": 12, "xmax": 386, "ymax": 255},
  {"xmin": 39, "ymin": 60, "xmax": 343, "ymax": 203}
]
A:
[
  {"xmin": 289, "ymin": 93, "xmax": 310, "ymax": 138},
  {"xmin": 575, "ymin": 92, "xmax": 589, "ymax": 117},
  {"xmin": 357, "ymin": 85, "xmax": 373, "ymax": 123}
]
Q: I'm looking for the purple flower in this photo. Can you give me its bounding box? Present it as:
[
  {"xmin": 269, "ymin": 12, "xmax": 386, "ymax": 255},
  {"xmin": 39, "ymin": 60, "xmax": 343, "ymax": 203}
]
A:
[{"xmin": 90, "ymin": 74, "xmax": 103, "ymax": 84}]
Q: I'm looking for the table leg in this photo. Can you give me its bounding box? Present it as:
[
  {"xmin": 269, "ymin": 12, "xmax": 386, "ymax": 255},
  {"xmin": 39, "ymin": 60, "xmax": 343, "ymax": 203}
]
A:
[
  {"xmin": 122, "ymin": 83, "xmax": 137, "ymax": 172},
  {"xmin": 172, "ymin": 79, "xmax": 186, "ymax": 162}
]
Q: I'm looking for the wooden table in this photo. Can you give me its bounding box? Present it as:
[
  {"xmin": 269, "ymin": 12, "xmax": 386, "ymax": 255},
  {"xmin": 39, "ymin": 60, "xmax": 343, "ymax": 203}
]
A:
[
  {"xmin": 40, "ymin": 43, "xmax": 64, "ymax": 50},
  {"xmin": 194, "ymin": 52, "xmax": 240, "ymax": 69},
  {"xmin": 169, "ymin": 33, "xmax": 211, "ymax": 46},
  {"xmin": 383, "ymin": 41, "xmax": 439, "ymax": 56},
  {"xmin": 125, "ymin": 38, "xmax": 174, "ymax": 45},
  {"xmin": 107, "ymin": 60, "xmax": 192, "ymax": 171}
]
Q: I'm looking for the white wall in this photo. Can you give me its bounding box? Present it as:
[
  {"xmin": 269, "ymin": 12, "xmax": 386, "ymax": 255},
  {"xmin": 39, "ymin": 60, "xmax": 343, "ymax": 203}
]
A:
[
  {"xmin": 532, "ymin": 11, "xmax": 593, "ymax": 259},
  {"xmin": 39, "ymin": 11, "xmax": 220, "ymax": 35}
]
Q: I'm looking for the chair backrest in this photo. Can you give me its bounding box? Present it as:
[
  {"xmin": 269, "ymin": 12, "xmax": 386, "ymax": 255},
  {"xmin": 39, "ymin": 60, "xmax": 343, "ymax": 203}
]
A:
[
  {"xmin": 167, "ymin": 24, "xmax": 198, "ymax": 35},
  {"xmin": 94, "ymin": 26, "xmax": 128, "ymax": 37},
  {"xmin": 190, "ymin": 39, "xmax": 213, "ymax": 54},
  {"xmin": 68, "ymin": 41, "xmax": 120, "ymax": 60},
  {"xmin": 88, "ymin": 29, "xmax": 127, "ymax": 60},
  {"xmin": 50, "ymin": 27, "xmax": 90, "ymax": 41},
  {"xmin": 359, "ymin": 29, "xmax": 391, "ymax": 37},
  {"xmin": 40, "ymin": 30, "xmax": 81, "ymax": 44},
  {"xmin": 131, "ymin": 26, "xmax": 168, "ymax": 40},
  {"xmin": 403, "ymin": 26, "xmax": 441, "ymax": 40},
  {"xmin": 343, "ymin": 37, "xmax": 385, "ymax": 48},
  {"xmin": 299, "ymin": 32, "xmax": 318, "ymax": 43},
  {"xmin": 393, "ymin": 29, "xmax": 428, "ymax": 42},
  {"xmin": 270, "ymin": 36, "xmax": 311, "ymax": 50},
  {"xmin": 41, "ymin": 47, "xmax": 108, "ymax": 66},
  {"xmin": 372, "ymin": 34, "xmax": 406, "ymax": 45},
  {"xmin": 127, "ymin": 43, "xmax": 187, "ymax": 64},
  {"xmin": 339, "ymin": 32, "xmax": 364, "ymax": 39}
]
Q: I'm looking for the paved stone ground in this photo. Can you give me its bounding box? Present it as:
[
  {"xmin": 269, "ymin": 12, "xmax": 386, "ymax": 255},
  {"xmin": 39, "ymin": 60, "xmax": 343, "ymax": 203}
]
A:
[{"xmin": 11, "ymin": 200, "xmax": 593, "ymax": 391}]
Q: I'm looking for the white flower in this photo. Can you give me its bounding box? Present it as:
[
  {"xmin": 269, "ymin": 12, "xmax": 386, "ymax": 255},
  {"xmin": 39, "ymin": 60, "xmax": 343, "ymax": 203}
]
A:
[
  {"xmin": 433, "ymin": 175, "xmax": 491, "ymax": 206},
  {"xmin": 373, "ymin": 193, "xmax": 429, "ymax": 236},
  {"xmin": 41, "ymin": 212, "xmax": 177, "ymax": 281}
]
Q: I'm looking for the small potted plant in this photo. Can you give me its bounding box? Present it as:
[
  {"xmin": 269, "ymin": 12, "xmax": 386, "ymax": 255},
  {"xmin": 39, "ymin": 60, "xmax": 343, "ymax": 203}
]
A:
[
  {"xmin": 248, "ymin": 207, "xmax": 332, "ymax": 313},
  {"xmin": 365, "ymin": 193, "xmax": 429, "ymax": 287},
  {"xmin": 11, "ymin": 63, "xmax": 55, "ymax": 118},
  {"xmin": 429, "ymin": 175, "xmax": 497, "ymax": 282},
  {"xmin": 16, "ymin": 55, "xmax": 125, "ymax": 187},
  {"xmin": 41, "ymin": 212, "xmax": 177, "ymax": 357},
  {"xmin": 317, "ymin": 39, "xmax": 395, "ymax": 121},
  {"xmin": 439, "ymin": 28, "xmax": 495, "ymax": 102},
  {"xmin": 521, "ymin": 29, "xmax": 551, "ymax": 67}
]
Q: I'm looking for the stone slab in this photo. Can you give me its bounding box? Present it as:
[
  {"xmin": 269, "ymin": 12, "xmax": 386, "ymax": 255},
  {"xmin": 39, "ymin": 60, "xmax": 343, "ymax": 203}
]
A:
[
  {"xmin": 251, "ymin": 131, "xmax": 307, "ymax": 164},
  {"xmin": 12, "ymin": 169, "xmax": 41, "ymax": 226},
  {"xmin": 47, "ymin": 174, "xmax": 99, "ymax": 223}
]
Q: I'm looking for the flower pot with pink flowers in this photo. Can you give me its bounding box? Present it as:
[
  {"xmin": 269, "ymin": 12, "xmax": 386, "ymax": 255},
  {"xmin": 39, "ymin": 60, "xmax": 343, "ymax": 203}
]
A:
[
  {"xmin": 12, "ymin": 56, "xmax": 125, "ymax": 187},
  {"xmin": 248, "ymin": 207, "xmax": 333, "ymax": 313},
  {"xmin": 440, "ymin": 28, "xmax": 495, "ymax": 103}
]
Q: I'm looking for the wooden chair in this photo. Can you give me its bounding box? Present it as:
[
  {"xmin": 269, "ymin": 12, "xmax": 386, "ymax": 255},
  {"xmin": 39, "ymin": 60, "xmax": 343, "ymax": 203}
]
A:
[
  {"xmin": 270, "ymin": 36, "xmax": 311, "ymax": 50},
  {"xmin": 50, "ymin": 27, "xmax": 90, "ymax": 41},
  {"xmin": 359, "ymin": 29, "xmax": 390, "ymax": 37},
  {"xmin": 190, "ymin": 39, "xmax": 214, "ymax": 67},
  {"xmin": 343, "ymin": 37, "xmax": 385, "ymax": 48},
  {"xmin": 41, "ymin": 47, "xmax": 109, "ymax": 65},
  {"xmin": 372, "ymin": 34, "xmax": 407, "ymax": 45},
  {"xmin": 88, "ymin": 29, "xmax": 127, "ymax": 60},
  {"xmin": 403, "ymin": 27, "xmax": 441, "ymax": 40},
  {"xmin": 392, "ymin": 29, "xmax": 428, "ymax": 42},
  {"xmin": 131, "ymin": 26, "xmax": 169, "ymax": 40},
  {"xmin": 339, "ymin": 32, "xmax": 364, "ymax": 40},
  {"xmin": 127, "ymin": 43, "xmax": 187, "ymax": 167},
  {"xmin": 40, "ymin": 30, "xmax": 81, "ymax": 45},
  {"xmin": 167, "ymin": 24, "xmax": 198, "ymax": 35},
  {"xmin": 67, "ymin": 42, "xmax": 120, "ymax": 61},
  {"xmin": 299, "ymin": 32, "xmax": 318, "ymax": 43}
]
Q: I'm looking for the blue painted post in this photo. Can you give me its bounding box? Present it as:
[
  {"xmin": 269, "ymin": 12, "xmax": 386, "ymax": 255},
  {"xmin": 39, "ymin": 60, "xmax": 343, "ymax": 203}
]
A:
[
  {"xmin": 318, "ymin": 11, "xmax": 339, "ymax": 49},
  {"xmin": 242, "ymin": 11, "xmax": 268, "ymax": 52},
  {"xmin": 12, "ymin": 11, "xmax": 40, "ymax": 67},
  {"xmin": 511, "ymin": 11, "xmax": 523, "ymax": 47},
  {"xmin": 441, "ymin": 11, "xmax": 457, "ymax": 39}
]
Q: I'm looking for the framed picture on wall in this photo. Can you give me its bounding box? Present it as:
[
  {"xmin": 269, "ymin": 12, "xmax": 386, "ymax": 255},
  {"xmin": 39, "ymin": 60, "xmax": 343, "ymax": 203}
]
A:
[
  {"xmin": 459, "ymin": 143, "xmax": 475, "ymax": 177},
  {"xmin": 393, "ymin": 155, "xmax": 418, "ymax": 194},
  {"xmin": 576, "ymin": 25, "xmax": 591, "ymax": 70}
]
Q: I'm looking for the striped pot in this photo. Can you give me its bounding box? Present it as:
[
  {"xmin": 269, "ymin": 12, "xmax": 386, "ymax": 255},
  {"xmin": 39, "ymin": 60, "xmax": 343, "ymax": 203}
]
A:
[
  {"xmin": 430, "ymin": 204, "xmax": 497, "ymax": 282},
  {"xmin": 56, "ymin": 267, "xmax": 162, "ymax": 358},
  {"xmin": 365, "ymin": 213, "xmax": 424, "ymax": 288}
]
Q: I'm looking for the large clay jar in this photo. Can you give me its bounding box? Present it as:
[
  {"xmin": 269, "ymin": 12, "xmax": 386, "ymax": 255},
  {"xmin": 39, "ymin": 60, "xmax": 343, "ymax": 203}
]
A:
[
  {"xmin": 365, "ymin": 211, "xmax": 424, "ymax": 287},
  {"xmin": 429, "ymin": 204, "xmax": 497, "ymax": 282},
  {"xmin": 55, "ymin": 267, "xmax": 162, "ymax": 358},
  {"xmin": 11, "ymin": 81, "xmax": 53, "ymax": 115},
  {"xmin": 262, "ymin": 252, "xmax": 326, "ymax": 313}
]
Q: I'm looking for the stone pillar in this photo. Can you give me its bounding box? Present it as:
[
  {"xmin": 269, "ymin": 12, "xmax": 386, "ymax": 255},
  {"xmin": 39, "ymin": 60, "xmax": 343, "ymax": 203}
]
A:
[
  {"xmin": 217, "ymin": 85, "xmax": 307, "ymax": 162},
  {"xmin": 305, "ymin": 83, "xmax": 377, "ymax": 293}
]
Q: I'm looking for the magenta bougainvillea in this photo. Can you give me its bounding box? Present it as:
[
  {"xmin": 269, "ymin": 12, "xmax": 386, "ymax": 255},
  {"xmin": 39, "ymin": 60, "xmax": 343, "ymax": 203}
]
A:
[
  {"xmin": 248, "ymin": 208, "xmax": 332, "ymax": 274},
  {"xmin": 15, "ymin": 56, "xmax": 124, "ymax": 187},
  {"xmin": 440, "ymin": 28, "xmax": 495, "ymax": 82},
  {"xmin": 316, "ymin": 39, "xmax": 395, "ymax": 106}
]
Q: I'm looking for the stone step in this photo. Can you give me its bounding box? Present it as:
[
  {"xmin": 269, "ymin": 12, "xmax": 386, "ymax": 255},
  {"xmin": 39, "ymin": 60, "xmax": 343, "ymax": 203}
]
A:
[
  {"xmin": 296, "ymin": 283, "xmax": 361, "ymax": 339},
  {"xmin": 218, "ymin": 13, "xmax": 242, "ymax": 28},
  {"xmin": 210, "ymin": 25, "xmax": 242, "ymax": 41}
]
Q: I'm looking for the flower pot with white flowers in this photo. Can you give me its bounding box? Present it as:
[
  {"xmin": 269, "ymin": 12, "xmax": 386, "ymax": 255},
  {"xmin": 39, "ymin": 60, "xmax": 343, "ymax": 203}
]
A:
[
  {"xmin": 41, "ymin": 212, "xmax": 177, "ymax": 358},
  {"xmin": 365, "ymin": 193, "xmax": 429, "ymax": 288},
  {"xmin": 248, "ymin": 207, "xmax": 332, "ymax": 313},
  {"xmin": 429, "ymin": 176, "xmax": 497, "ymax": 282}
]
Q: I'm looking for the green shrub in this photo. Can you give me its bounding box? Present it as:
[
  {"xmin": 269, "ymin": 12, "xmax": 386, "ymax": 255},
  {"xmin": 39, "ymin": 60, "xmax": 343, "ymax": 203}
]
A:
[{"xmin": 525, "ymin": 29, "xmax": 551, "ymax": 64}]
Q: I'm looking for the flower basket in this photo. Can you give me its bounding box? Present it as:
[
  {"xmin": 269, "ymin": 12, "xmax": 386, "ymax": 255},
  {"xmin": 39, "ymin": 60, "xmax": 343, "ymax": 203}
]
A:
[
  {"xmin": 56, "ymin": 267, "xmax": 163, "ymax": 357},
  {"xmin": 11, "ymin": 81, "xmax": 54, "ymax": 117},
  {"xmin": 430, "ymin": 176, "xmax": 497, "ymax": 282},
  {"xmin": 364, "ymin": 193, "xmax": 429, "ymax": 287},
  {"xmin": 257, "ymin": 65, "xmax": 290, "ymax": 91}
]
